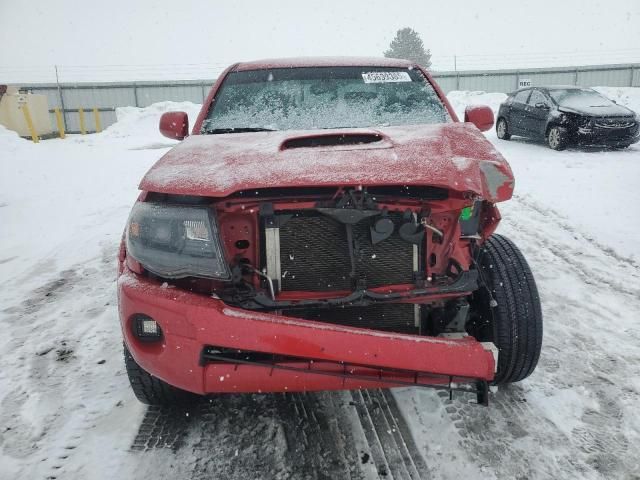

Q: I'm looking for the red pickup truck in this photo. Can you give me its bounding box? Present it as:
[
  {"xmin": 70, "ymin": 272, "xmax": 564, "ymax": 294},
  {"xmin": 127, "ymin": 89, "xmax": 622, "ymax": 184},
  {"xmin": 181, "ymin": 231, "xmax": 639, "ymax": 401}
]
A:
[{"xmin": 118, "ymin": 57, "xmax": 542, "ymax": 406}]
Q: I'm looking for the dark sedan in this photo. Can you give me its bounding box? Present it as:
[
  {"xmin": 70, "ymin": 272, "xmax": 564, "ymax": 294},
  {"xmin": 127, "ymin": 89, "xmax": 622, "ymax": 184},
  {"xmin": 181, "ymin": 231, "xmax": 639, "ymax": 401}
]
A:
[{"xmin": 496, "ymin": 86, "xmax": 639, "ymax": 150}]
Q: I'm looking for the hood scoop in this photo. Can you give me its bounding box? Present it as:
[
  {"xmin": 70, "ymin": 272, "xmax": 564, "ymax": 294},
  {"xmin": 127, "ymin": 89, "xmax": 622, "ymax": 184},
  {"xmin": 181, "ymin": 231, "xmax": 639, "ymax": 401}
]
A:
[{"xmin": 280, "ymin": 132, "xmax": 386, "ymax": 150}]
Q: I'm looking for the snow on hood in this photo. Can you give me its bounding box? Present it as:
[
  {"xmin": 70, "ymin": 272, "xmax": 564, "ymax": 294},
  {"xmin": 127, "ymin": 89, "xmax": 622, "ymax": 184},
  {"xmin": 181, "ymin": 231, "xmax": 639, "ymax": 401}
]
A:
[
  {"xmin": 140, "ymin": 122, "xmax": 514, "ymax": 202},
  {"xmin": 557, "ymin": 103, "xmax": 634, "ymax": 117}
]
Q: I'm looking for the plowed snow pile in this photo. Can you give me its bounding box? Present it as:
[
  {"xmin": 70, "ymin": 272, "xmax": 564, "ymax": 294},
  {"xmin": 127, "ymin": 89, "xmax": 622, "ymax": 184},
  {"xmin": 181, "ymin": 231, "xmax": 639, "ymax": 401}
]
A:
[
  {"xmin": 101, "ymin": 101, "xmax": 202, "ymax": 145},
  {"xmin": 595, "ymin": 86, "xmax": 640, "ymax": 113},
  {"xmin": 0, "ymin": 124, "xmax": 31, "ymax": 152},
  {"xmin": 0, "ymin": 91, "xmax": 639, "ymax": 480}
]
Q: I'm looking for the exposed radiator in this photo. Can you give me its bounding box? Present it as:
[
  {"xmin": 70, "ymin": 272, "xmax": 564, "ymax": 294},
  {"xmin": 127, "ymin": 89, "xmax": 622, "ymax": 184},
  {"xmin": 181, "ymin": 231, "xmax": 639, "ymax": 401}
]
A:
[{"xmin": 271, "ymin": 211, "xmax": 416, "ymax": 292}]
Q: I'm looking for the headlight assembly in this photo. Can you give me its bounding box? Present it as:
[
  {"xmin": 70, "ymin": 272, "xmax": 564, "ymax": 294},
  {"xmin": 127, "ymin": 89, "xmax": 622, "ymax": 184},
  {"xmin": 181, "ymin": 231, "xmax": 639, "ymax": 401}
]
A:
[{"xmin": 126, "ymin": 202, "xmax": 230, "ymax": 280}]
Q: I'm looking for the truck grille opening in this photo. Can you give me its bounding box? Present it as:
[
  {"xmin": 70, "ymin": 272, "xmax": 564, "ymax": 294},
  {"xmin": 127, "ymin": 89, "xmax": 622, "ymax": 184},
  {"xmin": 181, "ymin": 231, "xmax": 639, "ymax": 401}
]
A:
[
  {"xmin": 282, "ymin": 303, "xmax": 419, "ymax": 334},
  {"xmin": 277, "ymin": 212, "xmax": 415, "ymax": 292}
]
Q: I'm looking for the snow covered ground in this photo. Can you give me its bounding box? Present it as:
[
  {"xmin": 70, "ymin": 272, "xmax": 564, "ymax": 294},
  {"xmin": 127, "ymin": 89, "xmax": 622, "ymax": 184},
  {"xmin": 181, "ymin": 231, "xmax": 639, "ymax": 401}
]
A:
[{"xmin": 0, "ymin": 90, "xmax": 639, "ymax": 479}]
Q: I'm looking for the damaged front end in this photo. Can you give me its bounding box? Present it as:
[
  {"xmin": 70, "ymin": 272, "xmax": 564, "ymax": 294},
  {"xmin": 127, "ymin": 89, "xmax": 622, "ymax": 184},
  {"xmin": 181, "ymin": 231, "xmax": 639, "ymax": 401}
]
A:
[{"xmin": 121, "ymin": 182, "xmax": 503, "ymax": 402}]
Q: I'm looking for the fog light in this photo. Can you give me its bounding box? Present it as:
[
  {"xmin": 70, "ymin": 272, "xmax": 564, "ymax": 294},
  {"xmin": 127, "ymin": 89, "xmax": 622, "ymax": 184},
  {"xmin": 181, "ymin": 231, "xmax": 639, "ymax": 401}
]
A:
[
  {"xmin": 141, "ymin": 320, "xmax": 159, "ymax": 335},
  {"xmin": 132, "ymin": 314, "xmax": 163, "ymax": 341}
]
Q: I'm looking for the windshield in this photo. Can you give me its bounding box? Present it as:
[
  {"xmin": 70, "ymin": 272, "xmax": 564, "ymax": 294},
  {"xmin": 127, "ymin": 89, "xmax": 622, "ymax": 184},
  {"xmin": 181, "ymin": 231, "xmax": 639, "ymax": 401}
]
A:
[
  {"xmin": 548, "ymin": 88, "xmax": 615, "ymax": 109},
  {"xmin": 201, "ymin": 66, "xmax": 450, "ymax": 133}
]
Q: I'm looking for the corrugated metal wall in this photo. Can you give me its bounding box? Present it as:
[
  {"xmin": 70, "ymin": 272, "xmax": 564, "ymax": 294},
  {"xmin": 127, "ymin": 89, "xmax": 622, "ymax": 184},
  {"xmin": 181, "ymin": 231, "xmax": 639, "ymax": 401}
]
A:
[
  {"xmin": 434, "ymin": 63, "xmax": 639, "ymax": 94},
  {"xmin": 20, "ymin": 63, "xmax": 639, "ymax": 133},
  {"xmin": 19, "ymin": 81, "xmax": 211, "ymax": 133}
]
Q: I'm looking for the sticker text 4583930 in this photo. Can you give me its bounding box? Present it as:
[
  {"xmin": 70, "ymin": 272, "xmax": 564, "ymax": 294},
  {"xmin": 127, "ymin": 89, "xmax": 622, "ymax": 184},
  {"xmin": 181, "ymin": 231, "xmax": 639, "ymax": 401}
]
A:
[{"xmin": 362, "ymin": 71, "xmax": 412, "ymax": 84}]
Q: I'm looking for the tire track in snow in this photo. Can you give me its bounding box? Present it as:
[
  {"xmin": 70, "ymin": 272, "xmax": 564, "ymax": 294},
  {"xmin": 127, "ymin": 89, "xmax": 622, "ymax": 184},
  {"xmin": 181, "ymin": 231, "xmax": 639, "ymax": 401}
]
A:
[
  {"xmin": 129, "ymin": 390, "xmax": 430, "ymax": 479},
  {"xmin": 508, "ymin": 194, "xmax": 640, "ymax": 298},
  {"xmin": 425, "ymin": 194, "xmax": 640, "ymax": 479},
  {"xmin": 0, "ymin": 242, "xmax": 430, "ymax": 479},
  {"xmin": 0, "ymin": 244, "xmax": 133, "ymax": 480},
  {"xmin": 351, "ymin": 389, "xmax": 430, "ymax": 480}
]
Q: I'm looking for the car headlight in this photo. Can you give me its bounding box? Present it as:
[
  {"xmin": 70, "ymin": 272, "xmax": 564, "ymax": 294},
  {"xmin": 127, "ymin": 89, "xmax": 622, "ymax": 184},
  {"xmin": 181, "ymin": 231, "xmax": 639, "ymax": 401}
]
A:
[
  {"xmin": 126, "ymin": 202, "xmax": 230, "ymax": 280},
  {"xmin": 577, "ymin": 117, "xmax": 593, "ymax": 134},
  {"xmin": 578, "ymin": 116, "xmax": 592, "ymax": 127}
]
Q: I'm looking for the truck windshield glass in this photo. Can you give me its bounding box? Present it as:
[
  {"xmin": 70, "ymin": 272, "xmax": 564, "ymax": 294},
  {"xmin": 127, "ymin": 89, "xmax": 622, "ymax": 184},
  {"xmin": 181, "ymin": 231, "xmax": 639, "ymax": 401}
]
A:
[
  {"xmin": 201, "ymin": 67, "xmax": 450, "ymax": 133},
  {"xmin": 548, "ymin": 88, "xmax": 614, "ymax": 109}
]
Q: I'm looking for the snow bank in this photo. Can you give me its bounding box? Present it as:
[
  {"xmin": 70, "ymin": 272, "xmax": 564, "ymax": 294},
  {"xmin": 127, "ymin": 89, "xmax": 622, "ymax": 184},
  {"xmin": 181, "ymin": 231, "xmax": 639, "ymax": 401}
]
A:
[
  {"xmin": 0, "ymin": 124, "xmax": 32, "ymax": 152},
  {"xmin": 594, "ymin": 86, "xmax": 640, "ymax": 115},
  {"xmin": 102, "ymin": 101, "xmax": 202, "ymax": 141},
  {"xmin": 66, "ymin": 101, "xmax": 203, "ymax": 150},
  {"xmin": 446, "ymin": 90, "xmax": 508, "ymax": 120}
]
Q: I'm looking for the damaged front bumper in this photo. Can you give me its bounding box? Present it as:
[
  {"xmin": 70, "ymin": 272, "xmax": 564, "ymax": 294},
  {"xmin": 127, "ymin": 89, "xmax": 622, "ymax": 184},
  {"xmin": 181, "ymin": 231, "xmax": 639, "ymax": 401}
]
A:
[
  {"xmin": 573, "ymin": 125, "xmax": 640, "ymax": 147},
  {"xmin": 118, "ymin": 269, "xmax": 497, "ymax": 399}
]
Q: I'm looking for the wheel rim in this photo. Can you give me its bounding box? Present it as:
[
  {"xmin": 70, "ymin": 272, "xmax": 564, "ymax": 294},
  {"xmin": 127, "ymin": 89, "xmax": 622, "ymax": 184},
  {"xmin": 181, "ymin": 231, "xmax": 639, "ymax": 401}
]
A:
[
  {"xmin": 497, "ymin": 120, "xmax": 506, "ymax": 138},
  {"xmin": 548, "ymin": 128, "xmax": 559, "ymax": 148}
]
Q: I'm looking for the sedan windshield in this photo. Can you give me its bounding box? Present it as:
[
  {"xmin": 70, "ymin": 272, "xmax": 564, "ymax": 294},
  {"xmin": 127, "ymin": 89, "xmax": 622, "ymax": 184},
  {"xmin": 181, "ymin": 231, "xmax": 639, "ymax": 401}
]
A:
[
  {"xmin": 201, "ymin": 66, "xmax": 450, "ymax": 133},
  {"xmin": 548, "ymin": 88, "xmax": 614, "ymax": 109}
]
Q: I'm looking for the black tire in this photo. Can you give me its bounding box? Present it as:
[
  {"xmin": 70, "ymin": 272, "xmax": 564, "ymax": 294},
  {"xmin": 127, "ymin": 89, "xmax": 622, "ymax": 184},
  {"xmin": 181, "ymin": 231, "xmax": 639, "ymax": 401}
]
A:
[
  {"xmin": 124, "ymin": 345, "xmax": 198, "ymax": 405},
  {"xmin": 496, "ymin": 118, "xmax": 511, "ymax": 140},
  {"xmin": 547, "ymin": 125, "xmax": 568, "ymax": 150},
  {"xmin": 469, "ymin": 234, "xmax": 543, "ymax": 385}
]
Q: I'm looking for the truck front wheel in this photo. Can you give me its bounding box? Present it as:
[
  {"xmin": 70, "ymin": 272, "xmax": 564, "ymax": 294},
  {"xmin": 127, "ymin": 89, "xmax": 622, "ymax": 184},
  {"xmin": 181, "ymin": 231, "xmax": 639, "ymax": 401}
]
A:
[
  {"xmin": 124, "ymin": 345, "xmax": 197, "ymax": 405},
  {"xmin": 468, "ymin": 234, "xmax": 543, "ymax": 385}
]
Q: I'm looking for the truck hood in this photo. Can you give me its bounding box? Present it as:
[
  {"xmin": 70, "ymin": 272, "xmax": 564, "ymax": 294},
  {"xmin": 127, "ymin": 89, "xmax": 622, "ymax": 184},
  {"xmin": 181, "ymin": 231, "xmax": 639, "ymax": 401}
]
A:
[{"xmin": 140, "ymin": 123, "xmax": 514, "ymax": 203}]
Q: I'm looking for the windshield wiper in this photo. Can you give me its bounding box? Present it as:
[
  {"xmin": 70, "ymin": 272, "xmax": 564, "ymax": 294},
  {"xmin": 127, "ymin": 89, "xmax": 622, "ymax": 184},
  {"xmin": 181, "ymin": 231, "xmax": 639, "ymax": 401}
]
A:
[{"xmin": 204, "ymin": 127, "xmax": 276, "ymax": 134}]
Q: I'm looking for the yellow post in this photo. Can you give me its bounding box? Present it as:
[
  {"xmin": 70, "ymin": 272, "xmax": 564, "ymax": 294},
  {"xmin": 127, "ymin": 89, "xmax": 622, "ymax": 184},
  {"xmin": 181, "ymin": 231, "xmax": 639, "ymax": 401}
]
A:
[
  {"xmin": 78, "ymin": 107, "xmax": 86, "ymax": 135},
  {"xmin": 93, "ymin": 107, "xmax": 102, "ymax": 133},
  {"xmin": 54, "ymin": 107, "xmax": 66, "ymax": 139},
  {"xmin": 20, "ymin": 104, "xmax": 39, "ymax": 143}
]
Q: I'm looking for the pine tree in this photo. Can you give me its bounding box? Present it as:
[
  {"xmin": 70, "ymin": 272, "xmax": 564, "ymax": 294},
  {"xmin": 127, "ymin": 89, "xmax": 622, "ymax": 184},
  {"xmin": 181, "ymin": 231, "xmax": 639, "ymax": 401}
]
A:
[{"xmin": 384, "ymin": 28, "xmax": 432, "ymax": 68}]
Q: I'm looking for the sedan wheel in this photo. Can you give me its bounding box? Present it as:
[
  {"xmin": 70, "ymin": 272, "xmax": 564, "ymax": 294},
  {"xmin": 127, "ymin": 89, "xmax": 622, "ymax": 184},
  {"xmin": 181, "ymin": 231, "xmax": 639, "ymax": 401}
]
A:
[
  {"xmin": 547, "ymin": 126, "xmax": 568, "ymax": 150},
  {"xmin": 496, "ymin": 118, "xmax": 511, "ymax": 140}
]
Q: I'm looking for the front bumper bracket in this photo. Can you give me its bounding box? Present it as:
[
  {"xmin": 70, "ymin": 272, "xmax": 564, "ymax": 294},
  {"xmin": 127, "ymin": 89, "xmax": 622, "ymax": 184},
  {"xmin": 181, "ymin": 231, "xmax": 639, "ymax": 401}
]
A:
[{"xmin": 201, "ymin": 346, "xmax": 491, "ymax": 405}]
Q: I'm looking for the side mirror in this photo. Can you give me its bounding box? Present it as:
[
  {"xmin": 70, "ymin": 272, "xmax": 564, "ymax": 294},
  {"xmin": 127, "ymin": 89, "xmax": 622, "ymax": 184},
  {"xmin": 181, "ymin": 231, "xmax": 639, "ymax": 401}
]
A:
[
  {"xmin": 535, "ymin": 102, "xmax": 550, "ymax": 109},
  {"xmin": 159, "ymin": 111, "xmax": 189, "ymax": 140},
  {"xmin": 464, "ymin": 105, "xmax": 494, "ymax": 132}
]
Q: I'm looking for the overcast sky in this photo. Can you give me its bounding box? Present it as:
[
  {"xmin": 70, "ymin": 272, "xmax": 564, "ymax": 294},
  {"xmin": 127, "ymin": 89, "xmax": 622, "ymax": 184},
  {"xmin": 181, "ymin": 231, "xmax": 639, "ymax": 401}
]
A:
[{"xmin": 1, "ymin": 0, "xmax": 639, "ymax": 81}]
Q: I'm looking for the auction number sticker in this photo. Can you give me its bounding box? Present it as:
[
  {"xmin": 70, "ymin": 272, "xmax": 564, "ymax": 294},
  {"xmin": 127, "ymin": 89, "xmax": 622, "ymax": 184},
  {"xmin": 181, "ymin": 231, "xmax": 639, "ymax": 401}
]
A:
[{"xmin": 362, "ymin": 71, "xmax": 412, "ymax": 83}]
